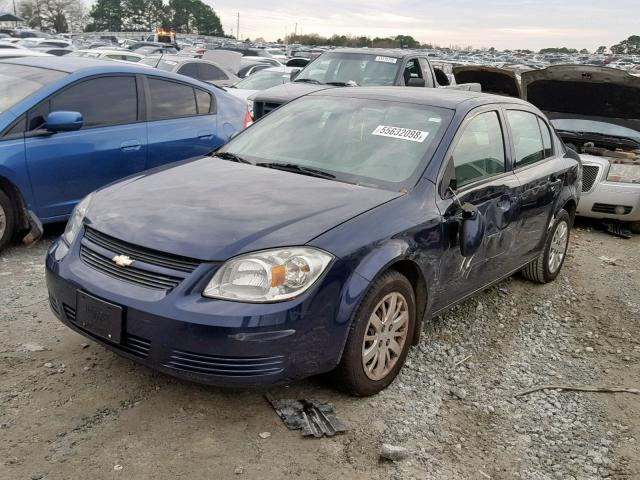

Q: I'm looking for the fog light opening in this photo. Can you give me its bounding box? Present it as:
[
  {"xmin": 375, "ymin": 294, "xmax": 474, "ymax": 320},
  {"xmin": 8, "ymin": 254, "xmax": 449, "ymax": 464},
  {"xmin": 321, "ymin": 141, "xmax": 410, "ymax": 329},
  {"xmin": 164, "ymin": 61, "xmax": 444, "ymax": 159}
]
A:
[{"xmin": 614, "ymin": 205, "xmax": 627, "ymax": 215}]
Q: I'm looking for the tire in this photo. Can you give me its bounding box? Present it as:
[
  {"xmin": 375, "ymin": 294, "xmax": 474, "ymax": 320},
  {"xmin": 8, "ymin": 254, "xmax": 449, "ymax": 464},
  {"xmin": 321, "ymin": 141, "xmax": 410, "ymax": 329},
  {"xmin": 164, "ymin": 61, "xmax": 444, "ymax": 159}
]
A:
[
  {"xmin": 630, "ymin": 221, "xmax": 640, "ymax": 234},
  {"xmin": 522, "ymin": 209, "xmax": 571, "ymax": 284},
  {"xmin": 0, "ymin": 189, "xmax": 16, "ymax": 252},
  {"xmin": 332, "ymin": 270, "xmax": 416, "ymax": 396}
]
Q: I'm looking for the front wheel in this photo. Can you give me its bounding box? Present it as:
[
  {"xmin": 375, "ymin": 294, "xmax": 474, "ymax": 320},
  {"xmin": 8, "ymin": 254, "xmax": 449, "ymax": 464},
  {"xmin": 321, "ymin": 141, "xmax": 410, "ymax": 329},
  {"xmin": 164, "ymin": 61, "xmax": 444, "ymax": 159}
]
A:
[
  {"xmin": 522, "ymin": 209, "xmax": 571, "ymax": 284},
  {"xmin": 332, "ymin": 270, "xmax": 416, "ymax": 396}
]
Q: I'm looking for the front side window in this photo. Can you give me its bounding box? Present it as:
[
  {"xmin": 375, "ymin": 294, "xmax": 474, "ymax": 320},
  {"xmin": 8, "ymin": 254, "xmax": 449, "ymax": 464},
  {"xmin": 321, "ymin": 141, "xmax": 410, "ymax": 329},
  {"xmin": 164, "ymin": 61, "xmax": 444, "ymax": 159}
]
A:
[
  {"xmin": 147, "ymin": 78, "xmax": 197, "ymax": 120},
  {"xmin": 222, "ymin": 96, "xmax": 453, "ymax": 191},
  {"xmin": 50, "ymin": 76, "xmax": 138, "ymax": 128},
  {"xmin": 507, "ymin": 110, "xmax": 545, "ymax": 168},
  {"xmin": 452, "ymin": 111, "xmax": 506, "ymax": 187}
]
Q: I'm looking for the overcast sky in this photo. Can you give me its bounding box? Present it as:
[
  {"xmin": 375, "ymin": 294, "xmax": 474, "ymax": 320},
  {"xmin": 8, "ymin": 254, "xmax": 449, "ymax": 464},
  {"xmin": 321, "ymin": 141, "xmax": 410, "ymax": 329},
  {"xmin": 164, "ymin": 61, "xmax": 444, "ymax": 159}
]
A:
[{"xmin": 209, "ymin": 0, "xmax": 637, "ymax": 50}]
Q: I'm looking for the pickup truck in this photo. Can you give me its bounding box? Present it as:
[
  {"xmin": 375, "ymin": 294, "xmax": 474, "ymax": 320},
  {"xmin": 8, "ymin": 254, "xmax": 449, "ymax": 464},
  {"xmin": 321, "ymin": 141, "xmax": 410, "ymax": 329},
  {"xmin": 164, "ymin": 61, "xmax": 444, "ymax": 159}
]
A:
[{"xmin": 251, "ymin": 48, "xmax": 479, "ymax": 119}]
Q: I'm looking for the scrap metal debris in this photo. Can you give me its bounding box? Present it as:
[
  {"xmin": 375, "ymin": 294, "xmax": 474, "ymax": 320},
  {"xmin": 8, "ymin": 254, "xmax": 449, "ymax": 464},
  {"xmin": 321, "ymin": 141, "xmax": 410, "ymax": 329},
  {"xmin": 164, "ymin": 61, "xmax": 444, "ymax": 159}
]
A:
[
  {"xmin": 514, "ymin": 385, "xmax": 640, "ymax": 398},
  {"xmin": 602, "ymin": 221, "xmax": 633, "ymax": 239},
  {"xmin": 265, "ymin": 394, "xmax": 347, "ymax": 438}
]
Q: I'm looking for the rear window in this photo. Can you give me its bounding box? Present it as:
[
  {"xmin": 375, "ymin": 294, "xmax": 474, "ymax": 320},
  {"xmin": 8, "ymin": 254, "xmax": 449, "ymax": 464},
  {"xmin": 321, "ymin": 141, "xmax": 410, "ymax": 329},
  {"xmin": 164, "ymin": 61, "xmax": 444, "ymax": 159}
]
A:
[{"xmin": 0, "ymin": 64, "xmax": 66, "ymax": 113}]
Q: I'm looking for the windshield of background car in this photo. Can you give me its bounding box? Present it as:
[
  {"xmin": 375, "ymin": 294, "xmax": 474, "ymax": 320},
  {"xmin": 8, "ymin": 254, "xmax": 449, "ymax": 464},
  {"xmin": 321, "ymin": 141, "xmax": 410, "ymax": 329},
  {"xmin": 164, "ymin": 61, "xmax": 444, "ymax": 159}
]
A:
[
  {"xmin": 294, "ymin": 52, "xmax": 401, "ymax": 86},
  {"xmin": 223, "ymin": 96, "xmax": 453, "ymax": 191},
  {"xmin": 551, "ymin": 118, "xmax": 640, "ymax": 143},
  {"xmin": 0, "ymin": 64, "xmax": 66, "ymax": 113},
  {"xmin": 234, "ymin": 70, "xmax": 290, "ymax": 90}
]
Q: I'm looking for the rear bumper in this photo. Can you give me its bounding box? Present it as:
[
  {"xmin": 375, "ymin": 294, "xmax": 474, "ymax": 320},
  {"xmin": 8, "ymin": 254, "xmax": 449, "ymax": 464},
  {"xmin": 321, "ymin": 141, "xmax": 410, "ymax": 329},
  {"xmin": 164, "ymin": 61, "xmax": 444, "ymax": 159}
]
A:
[{"xmin": 46, "ymin": 238, "xmax": 365, "ymax": 387}]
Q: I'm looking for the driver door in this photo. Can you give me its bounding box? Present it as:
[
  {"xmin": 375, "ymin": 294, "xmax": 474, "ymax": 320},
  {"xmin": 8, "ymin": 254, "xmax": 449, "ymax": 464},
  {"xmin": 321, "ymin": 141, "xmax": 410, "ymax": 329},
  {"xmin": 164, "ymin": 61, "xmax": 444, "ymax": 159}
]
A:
[{"xmin": 433, "ymin": 107, "xmax": 521, "ymax": 312}]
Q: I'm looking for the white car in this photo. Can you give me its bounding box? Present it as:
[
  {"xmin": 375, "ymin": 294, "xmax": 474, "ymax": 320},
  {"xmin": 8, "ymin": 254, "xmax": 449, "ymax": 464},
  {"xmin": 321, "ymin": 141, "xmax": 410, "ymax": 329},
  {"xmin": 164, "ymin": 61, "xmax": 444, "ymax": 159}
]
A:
[
  {"xmin": 17, "ymin": 37, "xmax": 72, "ymax": 49},
  {"xmin": 226, "ymin": 66, "xmax": 296, "ymax": 116},
  {"xmin": 0, "ymin": 49, "xmax": 52, "ymax": 59},
  {"xmin": 522, "ymin": 66, "xmax": 640, "ymax": 233},
  {"xmin": 67, "ymin": 49, "xmax": 144, "ymax": 63}
]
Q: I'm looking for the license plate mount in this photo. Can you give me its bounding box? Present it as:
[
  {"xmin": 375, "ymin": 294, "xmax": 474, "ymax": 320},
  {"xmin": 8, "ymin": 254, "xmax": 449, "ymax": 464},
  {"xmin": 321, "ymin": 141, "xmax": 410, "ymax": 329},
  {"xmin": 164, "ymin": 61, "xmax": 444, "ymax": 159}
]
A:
[{"xmin": 75, "ymin": 291, "xmax": 123, "ymax": 343}]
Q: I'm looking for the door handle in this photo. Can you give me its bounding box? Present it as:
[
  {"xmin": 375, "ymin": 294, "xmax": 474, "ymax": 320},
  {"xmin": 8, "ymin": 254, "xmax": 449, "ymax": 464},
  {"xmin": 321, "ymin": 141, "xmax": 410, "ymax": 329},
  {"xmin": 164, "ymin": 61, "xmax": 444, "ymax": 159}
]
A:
[
  {"xmin": 121, "ymin": 140, "xmax": 141, "ymax": 152},
  {"xmin": 198, "ymin": 131, "xmax": 214, "ymax": 140}
]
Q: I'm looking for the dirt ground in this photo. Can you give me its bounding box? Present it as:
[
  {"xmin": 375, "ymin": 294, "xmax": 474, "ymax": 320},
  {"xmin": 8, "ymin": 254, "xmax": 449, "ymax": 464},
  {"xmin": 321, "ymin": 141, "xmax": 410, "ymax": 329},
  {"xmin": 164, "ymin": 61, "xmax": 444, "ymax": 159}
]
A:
[{"xmin": 1, "ymin": 220, "xmax": 638, "ymax": 480}]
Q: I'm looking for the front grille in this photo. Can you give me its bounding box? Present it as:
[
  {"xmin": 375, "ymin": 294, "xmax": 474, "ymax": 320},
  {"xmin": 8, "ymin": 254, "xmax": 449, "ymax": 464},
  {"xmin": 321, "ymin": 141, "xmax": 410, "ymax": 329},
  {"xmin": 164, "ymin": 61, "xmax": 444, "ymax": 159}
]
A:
[
  {"xmin": 165, "ymin": 349, "xmax": 285, "ymax": 377},
  {"xmin": 582, "ymin": 165, "xmax": 600, "ymax": 192},
  {"xmin": 591, "ymin": 203, "xmax": 633, "ymax": 215},
  {"xmin": 253, "ymin": 101, "xmax": 281, "ymax": 119},
  {"xmin": 62, "ymin": 303, "xmax": 151, "ymax": 358},
  {"xmin": 80, "ymin": 245, "xmax": 182, "ymax": 290},
  {"xmin": 84, "ymin": 227, "xmax": 199, "ymax": 273}
]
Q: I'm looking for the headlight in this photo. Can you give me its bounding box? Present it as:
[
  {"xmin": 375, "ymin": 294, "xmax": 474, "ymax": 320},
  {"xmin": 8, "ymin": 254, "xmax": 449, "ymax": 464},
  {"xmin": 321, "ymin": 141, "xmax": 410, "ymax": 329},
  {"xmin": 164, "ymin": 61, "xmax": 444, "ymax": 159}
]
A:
[
  {"xmin": 607, "ymin": 163, "xmax": 640, "ymax": 183},
  {"xmin": 62, "ymin": 193, "xmax": 93, "ymax": 246},
  {"xmin": 203, "ymin": 247, "xmax": 333, "ymax": 302}
]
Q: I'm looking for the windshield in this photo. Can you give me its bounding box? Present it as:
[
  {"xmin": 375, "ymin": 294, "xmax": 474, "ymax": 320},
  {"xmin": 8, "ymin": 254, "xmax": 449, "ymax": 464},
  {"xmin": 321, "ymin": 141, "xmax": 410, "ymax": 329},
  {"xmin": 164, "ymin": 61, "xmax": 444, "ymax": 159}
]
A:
[
  {"xmin": 222, "ymin": 96, "xmax": 453, "ymax": 190},
  {"xmin": 0, "ymin": 65, "xmax": 66, "ymax": 113},
  {"xmin": 234, "ymin": 70, "xmax": 290, "ymax": 90},
  {"xmin": 551, "ymin": 119, "xmax": 640, "ymax": 143},
  {"xmin": 295, "ymin": 52, "xmax": 401, "ymax": 86}
]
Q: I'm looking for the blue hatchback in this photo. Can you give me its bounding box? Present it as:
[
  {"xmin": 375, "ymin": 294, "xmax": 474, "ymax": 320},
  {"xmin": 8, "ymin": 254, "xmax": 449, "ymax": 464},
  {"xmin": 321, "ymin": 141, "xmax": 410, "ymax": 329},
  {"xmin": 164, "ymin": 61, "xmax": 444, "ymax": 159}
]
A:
[
  {"xmin": 46, "ymin": 87, "xmax": 581, "ymax": 395},
  {"xmin": 0, "ymin": 57, "xmax": 250, "ymax": 250}
]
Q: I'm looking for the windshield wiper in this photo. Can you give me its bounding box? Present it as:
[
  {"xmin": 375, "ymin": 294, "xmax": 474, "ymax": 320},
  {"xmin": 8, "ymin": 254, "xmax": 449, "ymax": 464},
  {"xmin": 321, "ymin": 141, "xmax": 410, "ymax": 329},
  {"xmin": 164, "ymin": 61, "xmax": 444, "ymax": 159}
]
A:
[
  {"xmin": 211, "ymin": 152, "xmax": 252, "ymax": 164},
  {"xmin": 294, "ymin": 78, "xmax": 322, "ymax": 85},
  {"xmin": 325, "ymin": 81, "xmax": 359, "ymax": 87},
  {"xmin": 256, "ymin": 162, "xmax": 336, "ymax": 179}
]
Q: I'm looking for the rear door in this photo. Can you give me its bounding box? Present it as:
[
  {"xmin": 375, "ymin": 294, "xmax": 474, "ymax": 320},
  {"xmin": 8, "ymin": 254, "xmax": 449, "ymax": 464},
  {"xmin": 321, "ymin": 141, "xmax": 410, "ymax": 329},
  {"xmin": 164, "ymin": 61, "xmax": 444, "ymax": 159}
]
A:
[
  {"xmin": 505, "ymin": 108, "xmax": 562, "ymax": 262},
  {"xmin": 433, "ymin": 107, "xmax": 521, "ymax": 311},
  {"xmin": 24, "ymin": 75, "xmax": 146, "ymax": 219},
  {"xmin": 143, "ymin": 76, "xmax": 223, "ymax": 170}
]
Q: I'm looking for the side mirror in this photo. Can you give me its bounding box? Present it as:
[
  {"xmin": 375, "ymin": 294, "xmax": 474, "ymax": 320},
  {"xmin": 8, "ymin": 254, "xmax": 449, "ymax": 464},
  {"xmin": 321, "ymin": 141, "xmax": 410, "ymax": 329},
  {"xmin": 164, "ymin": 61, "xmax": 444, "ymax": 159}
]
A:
[
  {"xmin": 45, "ymin": 111, "xmax": 83, "ymax": 133},
  {"xmin": 407, "ymin": 77, "xmax": 426, "ymax": 87},
  {"xmin": 290, "ymin": 69, "xmax": 301, "ymax": 81},
  {"xmin": 459, "ymin": 203, "xmax": 485, "ymax": 257}
]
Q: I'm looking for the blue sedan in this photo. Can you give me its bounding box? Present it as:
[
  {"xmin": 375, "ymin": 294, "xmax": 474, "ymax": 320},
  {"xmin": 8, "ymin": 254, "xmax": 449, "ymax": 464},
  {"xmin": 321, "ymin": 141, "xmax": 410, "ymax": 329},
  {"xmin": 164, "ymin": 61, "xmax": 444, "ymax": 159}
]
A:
[
  {"xmin": 46, "ymin": 88, "xmax": 581, "ymax": 395},
  {"xmin": 0, "ymin": 57, "xmax": 250, "ymax": 250}
]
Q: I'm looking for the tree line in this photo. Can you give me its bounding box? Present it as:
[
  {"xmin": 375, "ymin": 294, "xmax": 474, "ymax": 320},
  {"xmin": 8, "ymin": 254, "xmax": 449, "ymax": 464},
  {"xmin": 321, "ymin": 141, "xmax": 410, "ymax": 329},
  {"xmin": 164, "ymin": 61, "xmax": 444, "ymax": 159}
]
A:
[
  {"xmin": 283, "ymin": 33, "xmax": 430, "ymax": 49},
  {"xmin": 16, "ymin": 0, "xmax": 224, "ymax": 36}
]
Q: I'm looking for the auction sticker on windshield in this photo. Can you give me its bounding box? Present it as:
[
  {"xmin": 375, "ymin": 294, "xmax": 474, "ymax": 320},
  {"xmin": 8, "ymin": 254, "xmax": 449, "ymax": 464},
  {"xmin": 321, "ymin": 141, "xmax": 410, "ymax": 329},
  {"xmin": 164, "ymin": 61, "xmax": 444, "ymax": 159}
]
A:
[
  {"xmin": 372, "ymin": 125, "xmax": 429, "ymax": 142},
  {"xmin": 375, "ymin": 56, "xmax": 398, "ymax": 64}
]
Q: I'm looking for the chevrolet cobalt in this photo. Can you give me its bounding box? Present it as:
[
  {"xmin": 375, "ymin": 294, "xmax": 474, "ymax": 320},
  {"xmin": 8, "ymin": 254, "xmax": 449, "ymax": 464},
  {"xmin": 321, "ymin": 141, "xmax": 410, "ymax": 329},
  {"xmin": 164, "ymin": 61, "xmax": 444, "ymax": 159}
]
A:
[{"xmin": 46, "ymin": 88, "xmax": 580, "ymax": 395}]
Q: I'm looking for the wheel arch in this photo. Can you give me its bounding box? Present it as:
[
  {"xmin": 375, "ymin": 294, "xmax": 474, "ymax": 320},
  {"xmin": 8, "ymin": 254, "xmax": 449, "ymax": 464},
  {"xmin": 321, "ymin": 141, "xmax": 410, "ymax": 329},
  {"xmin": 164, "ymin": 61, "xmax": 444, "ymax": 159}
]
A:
[{"xmin": 0, "ymin": 175, "xmax": 29, "ymax": 231}]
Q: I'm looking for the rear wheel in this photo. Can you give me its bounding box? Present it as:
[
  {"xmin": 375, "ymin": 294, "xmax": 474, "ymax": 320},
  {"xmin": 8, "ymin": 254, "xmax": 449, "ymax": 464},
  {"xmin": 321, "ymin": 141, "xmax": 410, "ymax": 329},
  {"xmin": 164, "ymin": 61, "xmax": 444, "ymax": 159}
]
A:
[
  {"xmin": 0, "ymin": 189, "xmax": 16, "ymax": 252},
  {"xmin": 332, "ymin": 270, "xmax": 416, "ymax": 396},
  {"xmin": 630, "ymin": 221, "xmax": 640, "ymax": 234},
  {"xmin": 522, "ymin": 209, "xmax": 571, "ymax": 284}
]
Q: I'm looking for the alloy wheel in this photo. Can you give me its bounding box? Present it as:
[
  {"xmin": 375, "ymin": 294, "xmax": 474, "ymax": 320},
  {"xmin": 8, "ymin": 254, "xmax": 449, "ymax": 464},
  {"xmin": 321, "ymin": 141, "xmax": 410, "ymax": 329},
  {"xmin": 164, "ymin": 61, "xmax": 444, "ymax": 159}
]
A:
[
  {"xmin": 548, "ymin": 220, "xmax": 569, "ymax": 273},
  {"xmin": 361, "ymin": 292, "xmax": 409, "ymax": 381},
  {"xmin": 0, "ymin": 202, "xmax": 6, "ymax": 240}
]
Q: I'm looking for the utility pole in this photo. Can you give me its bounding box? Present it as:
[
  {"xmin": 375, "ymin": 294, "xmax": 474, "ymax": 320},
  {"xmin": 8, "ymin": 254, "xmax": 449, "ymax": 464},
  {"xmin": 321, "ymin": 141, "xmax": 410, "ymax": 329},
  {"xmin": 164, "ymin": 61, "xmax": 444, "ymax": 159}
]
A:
[
  {"xmin": 236, "ymin": 12, "xmax": 240, "ymax": 41},
  {"xmin": 294, "ymin": 22, "xmax": 297, "ymax": 37}
]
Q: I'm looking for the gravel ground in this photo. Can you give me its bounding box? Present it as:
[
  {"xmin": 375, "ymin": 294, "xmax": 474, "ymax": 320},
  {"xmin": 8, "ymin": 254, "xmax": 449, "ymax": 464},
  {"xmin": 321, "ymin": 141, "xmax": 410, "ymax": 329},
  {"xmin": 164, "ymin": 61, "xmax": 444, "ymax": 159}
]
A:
[{"xmin": 1, "ymin": 221, "xmax": 638, "ymax": 480}]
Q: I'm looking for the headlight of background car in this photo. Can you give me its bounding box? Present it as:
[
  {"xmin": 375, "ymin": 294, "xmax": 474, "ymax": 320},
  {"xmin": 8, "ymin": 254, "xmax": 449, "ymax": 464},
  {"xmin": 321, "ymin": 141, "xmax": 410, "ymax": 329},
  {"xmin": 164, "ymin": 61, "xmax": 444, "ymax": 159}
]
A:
[
  {"xmin": 203, "ymin": 247, "xmax": 333, "ymax": 302},
  {"xmin": 62, "ymin": 193, "xmax": 93, "ymax": 246},
  {"xmin": 607, "ymin": 163, "xmax": 640, "ymax": 183}
]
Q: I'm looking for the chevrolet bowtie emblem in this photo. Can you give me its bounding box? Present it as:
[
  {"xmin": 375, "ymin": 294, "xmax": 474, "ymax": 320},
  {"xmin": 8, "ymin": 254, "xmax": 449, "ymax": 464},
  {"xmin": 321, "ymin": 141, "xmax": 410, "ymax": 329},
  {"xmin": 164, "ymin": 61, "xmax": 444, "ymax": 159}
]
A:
[{"xmin": 112, "ymin": 254, "xmax": 134, "ymax": 268}]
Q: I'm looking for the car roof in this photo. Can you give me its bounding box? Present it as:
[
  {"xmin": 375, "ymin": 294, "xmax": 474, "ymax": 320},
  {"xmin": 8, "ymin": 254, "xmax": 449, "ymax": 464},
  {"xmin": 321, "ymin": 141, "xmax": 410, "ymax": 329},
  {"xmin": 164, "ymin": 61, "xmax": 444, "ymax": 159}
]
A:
[
  {"xmin": 0, "ymin": 56, "xmax": 186, "ymax": 77},
  {"xmin": 322, "ymin": 48, "xmax": 416, "ymax": 58},
  {"xmin": 309, "ymin": 86, "xmax": 534, "ymax": 111}
]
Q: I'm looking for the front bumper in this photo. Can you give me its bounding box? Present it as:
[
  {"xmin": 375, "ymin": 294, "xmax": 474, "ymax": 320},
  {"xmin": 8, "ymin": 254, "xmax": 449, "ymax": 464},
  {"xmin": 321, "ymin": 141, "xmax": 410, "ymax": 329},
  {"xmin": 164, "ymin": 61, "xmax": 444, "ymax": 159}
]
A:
[
  {"xmin": 577, "ymin": 181, "xmax": 640, "ymax": 222},
  {"xmin": 46, "ymin": 237, "xmax": 365, "ymax": 387}
]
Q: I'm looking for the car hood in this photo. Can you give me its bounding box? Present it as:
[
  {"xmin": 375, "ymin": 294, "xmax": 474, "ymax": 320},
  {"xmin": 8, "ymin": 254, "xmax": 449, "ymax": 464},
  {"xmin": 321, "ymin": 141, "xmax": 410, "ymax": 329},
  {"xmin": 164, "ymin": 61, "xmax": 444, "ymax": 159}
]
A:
[
  {"xmin": 86, "ymin": 158, "xmax": 402, "ymax": 261},
  {"xmin": 453, "ymin": 65, "xmax": 521, "ymax": 97},
  {"xmin": 521, "ymin": 65, "xmax": 640, "ymax": 130},
  {"xmin": 252, "ymin": 82, "xmax": 335, "ymax": 104}
]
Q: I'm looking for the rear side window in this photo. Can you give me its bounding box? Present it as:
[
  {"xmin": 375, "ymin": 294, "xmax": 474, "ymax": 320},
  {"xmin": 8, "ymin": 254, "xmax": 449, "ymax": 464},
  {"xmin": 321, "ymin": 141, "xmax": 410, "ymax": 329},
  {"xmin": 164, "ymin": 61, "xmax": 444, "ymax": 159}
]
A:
[
  {"xmin": 539, "ymin": 118, "xmax": 553, "ymax": 158},
  {"xmin": 195, "ymin": 90, "xmax": 212, "ymax": 114},
  {"xmin": 177, "ymin": 62, "xmax": 199, "ymax": 78},
  {"xmin": 452, "ymin": 111, "xmax": 506, "ymax": 187},
  {"xmin": 199, "ymin": 64, "xmax": 228, "ymax": 81},
  {"xmin": 50, "ymin": 76, "xmax": 138, "ymax": 128},
  {"xmin": 147, "ymin": 78, "xmax": 197, "ymax": 120},
  {"xmin": 507, "ymin": 110, "xmax": 545, "ymax": 168}
]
